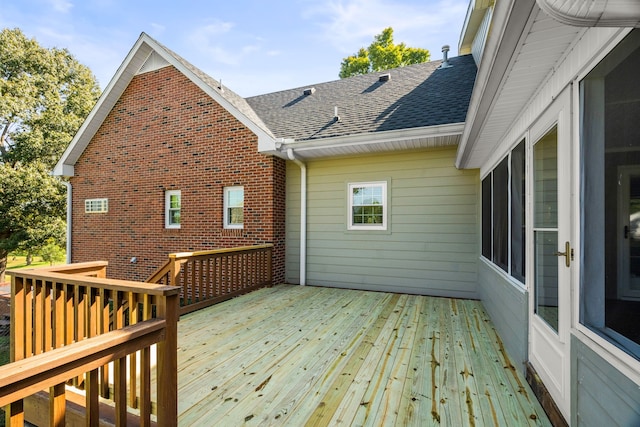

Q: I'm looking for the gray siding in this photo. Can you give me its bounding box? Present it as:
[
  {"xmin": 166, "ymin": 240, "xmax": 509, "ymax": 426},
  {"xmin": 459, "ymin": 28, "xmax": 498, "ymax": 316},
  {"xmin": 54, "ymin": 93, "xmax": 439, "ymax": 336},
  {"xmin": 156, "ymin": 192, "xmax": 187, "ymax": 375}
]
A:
[
  {"xmin": 478, "ymin": 260, "xmax": 529, "ymax": 373},
  {"xmin": 286, "ymin": 147, "xmax": 479, "ymax": 297},
  {"xmin": 571, "ymin": 335, "xmax": 640, "ymax": 427}
]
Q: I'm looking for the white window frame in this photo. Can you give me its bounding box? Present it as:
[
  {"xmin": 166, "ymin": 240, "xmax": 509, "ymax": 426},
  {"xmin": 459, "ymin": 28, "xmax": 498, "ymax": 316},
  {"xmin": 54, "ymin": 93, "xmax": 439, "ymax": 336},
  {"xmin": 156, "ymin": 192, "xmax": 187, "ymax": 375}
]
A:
[
  {"xmin": 85, "ymin": 198, "xmax": 108, "ymax": 213},
  {"xmin": 224, "ymin": 186, "xmax": 244, "ymax": 229},
  {"xmin": 165, "ymin": 190, "xmax": 181, "ymax": 229},
  {"xmin": 348, "ymin": 181, "xmax": 387, "ymax": 231}
]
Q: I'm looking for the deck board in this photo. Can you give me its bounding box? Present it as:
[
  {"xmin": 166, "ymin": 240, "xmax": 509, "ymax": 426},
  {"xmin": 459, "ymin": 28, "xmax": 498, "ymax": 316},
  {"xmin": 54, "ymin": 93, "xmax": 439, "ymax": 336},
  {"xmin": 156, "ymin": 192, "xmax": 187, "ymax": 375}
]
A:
[{"xmin": 175, "ymin": 285, "xmax": 551, "ymax": 426}]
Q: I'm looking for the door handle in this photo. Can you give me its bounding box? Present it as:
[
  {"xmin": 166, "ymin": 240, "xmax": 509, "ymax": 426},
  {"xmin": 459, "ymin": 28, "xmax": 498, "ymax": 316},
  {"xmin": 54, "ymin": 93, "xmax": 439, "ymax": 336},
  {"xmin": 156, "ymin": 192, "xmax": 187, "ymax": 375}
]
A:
[
  {"xmin": 625, "ymin": 225, "xmax": 630, "ymax": 239},
  {"xmin": 554, "ymin": 241, "xmax": 572, "ymax": 268}
]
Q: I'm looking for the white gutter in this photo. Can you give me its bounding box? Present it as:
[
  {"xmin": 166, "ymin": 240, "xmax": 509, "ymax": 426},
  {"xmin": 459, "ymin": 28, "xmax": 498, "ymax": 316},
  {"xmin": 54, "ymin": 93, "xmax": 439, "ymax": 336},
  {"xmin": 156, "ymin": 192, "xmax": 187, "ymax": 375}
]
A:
[
  {"xmin": 286, "ymin": 148, "xmax": 307, "ymax": 286},
  {"xmin": 536, "ymin": 0, "xmax": 640, "ymax": 27},
  {"xmin": 64, "ymin": 181, "xmax": 72, "ymax": 264}
]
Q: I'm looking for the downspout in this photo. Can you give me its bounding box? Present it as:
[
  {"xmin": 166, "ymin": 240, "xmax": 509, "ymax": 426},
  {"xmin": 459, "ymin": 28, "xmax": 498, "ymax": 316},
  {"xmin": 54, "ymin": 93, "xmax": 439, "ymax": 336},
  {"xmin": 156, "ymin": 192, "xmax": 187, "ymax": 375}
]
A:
[
  {"xmin": 286, "ymin": 148, "xmax": 307, "ymax": 286},
  {"xmin": 64, "ymin": 180, "xmax": 72, "ymax": 264}
]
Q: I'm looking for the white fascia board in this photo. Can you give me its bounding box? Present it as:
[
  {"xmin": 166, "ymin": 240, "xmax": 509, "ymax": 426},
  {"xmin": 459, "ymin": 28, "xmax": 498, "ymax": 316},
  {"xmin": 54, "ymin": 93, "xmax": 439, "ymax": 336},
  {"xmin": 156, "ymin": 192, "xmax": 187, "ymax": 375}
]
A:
[
  {"xmin": 279, "ymin": 123, "xmax": 464, "ymax": 158},
  {"xmin": 53, "ymin": 33, "xmax": 154, "ymax": 177},
  {"xmin": 54, "ymin": 33, "xmax": 275, "ymax": 177},
  {"xmin": 456, "ymin": 0, "xmax": 536, "ymax": 169}
]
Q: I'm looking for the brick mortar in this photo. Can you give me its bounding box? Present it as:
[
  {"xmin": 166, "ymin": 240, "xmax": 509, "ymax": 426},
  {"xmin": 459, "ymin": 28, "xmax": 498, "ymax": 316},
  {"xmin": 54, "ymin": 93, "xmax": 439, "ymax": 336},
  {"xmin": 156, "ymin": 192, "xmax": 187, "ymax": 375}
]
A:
[{"xmin": 71, "ymin": 66, "xmax": 286, "ymax": 283}]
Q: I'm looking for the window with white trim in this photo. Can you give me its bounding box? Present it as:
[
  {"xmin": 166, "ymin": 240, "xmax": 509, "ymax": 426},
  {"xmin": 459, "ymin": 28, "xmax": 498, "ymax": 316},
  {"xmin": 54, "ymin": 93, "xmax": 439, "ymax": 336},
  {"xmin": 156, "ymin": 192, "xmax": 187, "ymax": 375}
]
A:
[
  {"xmin": 224, "ymin": 186, "xmax": 244, "ymax": 229},
  {"xmin": 165, "ymin": 190, "xmax": 181, "ymax": 229},
  {"xmin": 348, "ymin": 182, "xmax": 387, "ymax": 230},
  {"xmin": 85, "ymin": 198, "xmax": 108, "ymax": 213}
]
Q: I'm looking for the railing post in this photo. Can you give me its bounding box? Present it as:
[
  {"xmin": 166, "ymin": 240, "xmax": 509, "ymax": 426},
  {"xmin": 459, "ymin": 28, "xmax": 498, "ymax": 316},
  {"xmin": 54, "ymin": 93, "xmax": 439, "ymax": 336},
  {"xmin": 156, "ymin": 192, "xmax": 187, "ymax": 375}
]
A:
[
  {"xmin": 157, "ymin": 292, "xmax": 178, "ymax": 426},
  {"xmin": 11, "ymin": 275, "xmax": 25, "ymax": 362},
  {"xmin": 169, "ymin": 255, "xmax": 180, "ymax": 288}
]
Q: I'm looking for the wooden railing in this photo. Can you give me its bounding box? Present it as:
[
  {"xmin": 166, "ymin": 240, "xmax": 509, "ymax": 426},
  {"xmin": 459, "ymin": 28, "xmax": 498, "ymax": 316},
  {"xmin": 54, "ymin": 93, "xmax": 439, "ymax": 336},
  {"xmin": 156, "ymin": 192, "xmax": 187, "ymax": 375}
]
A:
[
  {"xmin": 147, "ymin": 244, "xmax": 273, "ymax": 315},
  {"xmin": 5, "ymin": 262, "xmax": 180, "ymax": 426}
]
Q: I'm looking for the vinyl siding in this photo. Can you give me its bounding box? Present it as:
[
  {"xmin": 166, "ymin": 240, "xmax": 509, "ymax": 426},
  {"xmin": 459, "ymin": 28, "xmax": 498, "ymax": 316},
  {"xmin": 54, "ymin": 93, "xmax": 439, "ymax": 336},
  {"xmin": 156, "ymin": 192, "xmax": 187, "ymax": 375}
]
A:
[
  {"xmin": 571, "ymin": 335, "xmax": 640, "ymax": 427},
  {"xmin": 478, "ymin": 259, "xmax": 529, "ymax": 374},
  {"xmin": 286, "ymin": 146, "xmax": 479, "ymax": 297}
]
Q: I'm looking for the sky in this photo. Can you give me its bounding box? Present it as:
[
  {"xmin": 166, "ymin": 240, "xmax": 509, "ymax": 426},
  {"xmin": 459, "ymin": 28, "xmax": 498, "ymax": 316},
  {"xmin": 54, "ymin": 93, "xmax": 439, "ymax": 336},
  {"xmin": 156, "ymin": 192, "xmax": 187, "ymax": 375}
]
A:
[{"xmin": 2, "ymin": 0, "xmax": 469, "ymax": 97}]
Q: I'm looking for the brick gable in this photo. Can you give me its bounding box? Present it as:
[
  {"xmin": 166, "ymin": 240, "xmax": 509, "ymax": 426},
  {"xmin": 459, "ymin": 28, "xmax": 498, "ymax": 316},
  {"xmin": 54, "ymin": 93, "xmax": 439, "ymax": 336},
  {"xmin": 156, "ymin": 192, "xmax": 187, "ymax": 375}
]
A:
[{"xmin": 71, "ymin": 65, "xmax": 285, "ymax": 283}]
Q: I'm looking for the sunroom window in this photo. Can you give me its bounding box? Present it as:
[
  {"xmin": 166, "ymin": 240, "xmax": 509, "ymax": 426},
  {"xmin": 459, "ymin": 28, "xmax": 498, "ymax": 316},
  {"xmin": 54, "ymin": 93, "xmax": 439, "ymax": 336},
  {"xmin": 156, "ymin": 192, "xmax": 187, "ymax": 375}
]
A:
[
  {"xmin": 581, "ymin": 29, "xmax": 640, "ymax": 357},
  {"xmin": 481, "ymin": 140, "xmax": 526, "ymax": 282}
]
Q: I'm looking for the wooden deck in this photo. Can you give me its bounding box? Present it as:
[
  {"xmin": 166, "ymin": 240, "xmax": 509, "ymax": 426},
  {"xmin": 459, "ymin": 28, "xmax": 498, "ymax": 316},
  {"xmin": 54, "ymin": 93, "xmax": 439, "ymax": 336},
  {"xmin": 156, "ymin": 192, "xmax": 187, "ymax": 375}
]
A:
[{"xmin": 175, "ymin": 285, "xmax": 551, "ymax": 426}]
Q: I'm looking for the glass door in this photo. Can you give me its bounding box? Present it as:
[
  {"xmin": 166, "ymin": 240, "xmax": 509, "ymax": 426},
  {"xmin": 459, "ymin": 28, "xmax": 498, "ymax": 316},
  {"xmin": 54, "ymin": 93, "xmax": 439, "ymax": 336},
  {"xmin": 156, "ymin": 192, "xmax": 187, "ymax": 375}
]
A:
[{"xmin": 528, "ymin": 87, "xmax": 572, "ymax": 420}]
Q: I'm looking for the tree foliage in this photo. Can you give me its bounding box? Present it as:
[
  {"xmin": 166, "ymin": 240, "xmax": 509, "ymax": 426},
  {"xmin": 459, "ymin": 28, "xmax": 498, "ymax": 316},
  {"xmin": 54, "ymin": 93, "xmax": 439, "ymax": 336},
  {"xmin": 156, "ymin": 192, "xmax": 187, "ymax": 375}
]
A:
[
  {"xmin": 0, "ymin": 28, "xmax": 100, "ymax": 282},
  {"xmin": 339, "ymin": 27, "xmax": 430, "ymax": 79}
]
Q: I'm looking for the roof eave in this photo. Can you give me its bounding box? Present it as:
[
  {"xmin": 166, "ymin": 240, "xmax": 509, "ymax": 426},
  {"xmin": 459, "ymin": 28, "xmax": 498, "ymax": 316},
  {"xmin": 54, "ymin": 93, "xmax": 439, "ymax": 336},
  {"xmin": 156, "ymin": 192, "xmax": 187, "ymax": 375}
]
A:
[
  {"xmin": 54, "ymin": 33, "xmax": 275, "ymax": 177},
  {"xmin": 278, "ymin": 123, "xmax": 465, "ymax": 160},
  {"xmin": 455, "ymin": 0, "xmax": 536, "ymax": 169}
]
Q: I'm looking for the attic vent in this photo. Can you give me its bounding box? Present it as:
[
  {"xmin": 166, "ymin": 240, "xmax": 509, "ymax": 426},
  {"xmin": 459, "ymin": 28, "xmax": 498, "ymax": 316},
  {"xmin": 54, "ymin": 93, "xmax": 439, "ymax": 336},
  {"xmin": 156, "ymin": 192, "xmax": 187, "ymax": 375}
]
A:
[
  {"xmin": 379, "ymin": 73, "xmax": 391, "ymax": 82},
  {"xmin": 137, "ymin": 51, "xmax": 170, "ymax": 75},
  {"xmin": 303, "ymin": 87, "xmax": 316, "ymax": 96}
]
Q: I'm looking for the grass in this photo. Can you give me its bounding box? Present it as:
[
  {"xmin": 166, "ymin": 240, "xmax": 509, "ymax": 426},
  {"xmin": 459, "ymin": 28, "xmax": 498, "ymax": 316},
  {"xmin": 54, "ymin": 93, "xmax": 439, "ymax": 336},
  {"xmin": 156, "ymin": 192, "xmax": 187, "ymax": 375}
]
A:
[{"xmin": 3, "ymin": 254, "xmax": 65, "ymax": 285}]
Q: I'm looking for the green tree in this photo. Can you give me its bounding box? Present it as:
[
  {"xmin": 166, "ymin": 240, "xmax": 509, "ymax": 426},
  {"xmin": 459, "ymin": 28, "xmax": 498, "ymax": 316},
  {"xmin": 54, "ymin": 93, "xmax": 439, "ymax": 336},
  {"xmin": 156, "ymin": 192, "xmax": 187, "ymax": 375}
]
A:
[
  {"xmin": 0, "ymin": 28, "xmax": 100, "ymax": 282},
  {"xmin": 339, "ymin": 27, "xmax": 430, "ymax": 78},
  {"xmin": 39, "ymin": 239, "xmax": 66, "ymax": 266}
]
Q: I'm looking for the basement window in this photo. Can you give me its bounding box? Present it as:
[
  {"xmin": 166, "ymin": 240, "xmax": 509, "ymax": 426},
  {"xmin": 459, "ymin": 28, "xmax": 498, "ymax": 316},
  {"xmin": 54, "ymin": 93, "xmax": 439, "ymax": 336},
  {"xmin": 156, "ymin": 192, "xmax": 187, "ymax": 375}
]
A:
[
  {"xmin": 165, "ymin": 190, "xmax": 181, "ymax": 229},
  {"xmin": 85, "ymin": 198, "xmax": 108, "ymax": 213},
  {"xmin": 348, "ymin": 182, "xmax": 387, "ymax": 230}
]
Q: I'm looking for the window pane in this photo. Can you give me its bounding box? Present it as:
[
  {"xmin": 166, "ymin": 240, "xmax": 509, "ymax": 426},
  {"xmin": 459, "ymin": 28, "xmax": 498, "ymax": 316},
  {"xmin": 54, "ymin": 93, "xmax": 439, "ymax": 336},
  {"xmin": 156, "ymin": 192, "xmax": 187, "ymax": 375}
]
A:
[
  {"xmin": 511, "ymin": 140, "xmax": 526, "ymax": 282},
  {"xmin": 229, "ymin": 207, "xmax": 243, "ymax": 224},
  {"xmin": 535, "ymin": 230, "xmax": 559, "ymax": 331},
  {"xmin": 170, "ymin": 195, "xmax": 180, "ymax": 209},
  {"xmin": 169, "ymin": 210, "xmax": 181, "ymax": 225},
  {"xmin": 534, "ymin": 128, "xmax": 558, "ymax": 229},
  {"xmin": 482, "ymin": 176, "xmax": 492, "ymax": 259},
  {"xmin": 582, "ymin": 30, "xmax": 640, "ymax": 355},
  {"xmin": 493, "ymin": 157, "xmax": 508, "ymax": 271}
]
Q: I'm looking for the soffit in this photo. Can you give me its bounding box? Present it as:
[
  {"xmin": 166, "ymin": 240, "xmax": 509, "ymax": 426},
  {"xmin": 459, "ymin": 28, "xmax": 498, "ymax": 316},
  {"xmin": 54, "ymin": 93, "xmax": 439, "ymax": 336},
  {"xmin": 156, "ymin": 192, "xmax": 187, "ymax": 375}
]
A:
[{"xmin": 457, "ymin": 4, "xmax": 582, "ymax": 169}]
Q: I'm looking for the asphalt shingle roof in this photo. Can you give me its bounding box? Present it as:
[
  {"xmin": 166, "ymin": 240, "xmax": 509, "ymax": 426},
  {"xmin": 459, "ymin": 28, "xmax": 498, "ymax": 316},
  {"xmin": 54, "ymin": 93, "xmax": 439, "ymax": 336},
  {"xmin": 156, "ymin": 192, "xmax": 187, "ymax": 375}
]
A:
[{"xmin": 246, "ymin": 55, "xmax": 477, "ymax": 141}]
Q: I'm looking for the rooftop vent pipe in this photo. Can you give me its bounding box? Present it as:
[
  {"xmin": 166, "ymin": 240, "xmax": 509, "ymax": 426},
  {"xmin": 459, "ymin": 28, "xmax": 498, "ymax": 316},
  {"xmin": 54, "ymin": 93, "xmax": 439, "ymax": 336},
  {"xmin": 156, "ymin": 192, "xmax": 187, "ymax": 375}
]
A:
[
  {"xmin": 439, "ymin": 45, "xmax": 452, "ymax": 69},
  {"xmin": 379, "ymin": 73, "xmax": 391, "ymax": 82},
  {"xmin": 303, "ymin": 87, "xmax": 316, "ymax": 96}
]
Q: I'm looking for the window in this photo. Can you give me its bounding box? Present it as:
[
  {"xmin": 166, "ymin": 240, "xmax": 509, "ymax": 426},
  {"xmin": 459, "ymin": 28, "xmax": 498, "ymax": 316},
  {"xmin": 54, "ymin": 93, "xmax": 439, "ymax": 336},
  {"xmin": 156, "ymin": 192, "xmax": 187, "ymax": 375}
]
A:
[
  {"xmin": 482, "ymin": 140, "xmax": 526, "ymax": 282},
  {"xmin": 85, "ymin": 198, "xmax": 108, "ymax": 213},
  {"xmin": 224, "ymin": 186, "xmax": 244, "ymax": 229},
  {"xmin": 348, "ymin": 182, "xmax": 387, "ymax": 230},
  {"xmin": 581, "ymin": 29, "xmax": 640, "ymax": 357},
  {"xmin": 165, "ymin": 190, "xmax": 181, "ymax": 229}
]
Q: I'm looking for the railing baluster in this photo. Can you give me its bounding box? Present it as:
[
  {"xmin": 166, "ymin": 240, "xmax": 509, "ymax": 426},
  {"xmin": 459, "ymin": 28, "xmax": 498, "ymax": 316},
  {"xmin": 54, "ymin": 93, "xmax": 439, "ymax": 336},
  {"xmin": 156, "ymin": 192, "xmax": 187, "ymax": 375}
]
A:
[
  {"xmin": 6, "ymin": 262, "xmax": 179, "ymax": 426},
  {"xmin": 129, "ymin": 292, "xmax": 139, "ymax": 409}
]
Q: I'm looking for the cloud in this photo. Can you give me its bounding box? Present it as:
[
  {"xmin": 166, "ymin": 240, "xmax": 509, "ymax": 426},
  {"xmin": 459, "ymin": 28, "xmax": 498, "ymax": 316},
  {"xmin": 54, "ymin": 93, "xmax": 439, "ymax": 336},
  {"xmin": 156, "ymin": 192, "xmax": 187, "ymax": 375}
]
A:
[
  {"xmin": 302, "ymin": 0, "xmax": 467, "ymax": 54},
  {"xmin": 47, "ymin": 0, "xmax": 73, "ymax": 13},
  {"xmin": 188, "ymin": 22, "xmax": 269, "ymax": 67}
]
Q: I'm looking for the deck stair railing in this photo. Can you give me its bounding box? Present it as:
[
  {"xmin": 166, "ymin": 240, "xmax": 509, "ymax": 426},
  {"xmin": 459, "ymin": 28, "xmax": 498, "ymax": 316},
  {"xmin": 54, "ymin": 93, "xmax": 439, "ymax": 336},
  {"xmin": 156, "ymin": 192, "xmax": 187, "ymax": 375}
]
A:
[
  {"xmin": 147, "ymin": 244, "xmax": 273, "ymax": 315},
  {"xmin": 3, "ymin": 261, "xmax": 180, "ymax": 426}
]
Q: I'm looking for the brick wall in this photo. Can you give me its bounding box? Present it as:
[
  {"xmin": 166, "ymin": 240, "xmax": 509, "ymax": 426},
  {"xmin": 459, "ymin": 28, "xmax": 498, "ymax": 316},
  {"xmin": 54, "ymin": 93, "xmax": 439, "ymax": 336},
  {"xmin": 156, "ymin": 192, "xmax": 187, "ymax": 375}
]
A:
[{"xmin": 71, "ymin": 66, "xmax": 286, "ymax": 283}]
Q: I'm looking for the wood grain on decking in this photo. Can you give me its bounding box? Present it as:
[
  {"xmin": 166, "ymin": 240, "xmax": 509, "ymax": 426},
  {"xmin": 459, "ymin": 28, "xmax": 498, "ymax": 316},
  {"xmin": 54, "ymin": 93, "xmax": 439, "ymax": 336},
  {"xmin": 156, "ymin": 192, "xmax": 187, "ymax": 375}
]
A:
[{"xmin": 176, "ymin": 285, "xmax": 550, "ymax": 426}]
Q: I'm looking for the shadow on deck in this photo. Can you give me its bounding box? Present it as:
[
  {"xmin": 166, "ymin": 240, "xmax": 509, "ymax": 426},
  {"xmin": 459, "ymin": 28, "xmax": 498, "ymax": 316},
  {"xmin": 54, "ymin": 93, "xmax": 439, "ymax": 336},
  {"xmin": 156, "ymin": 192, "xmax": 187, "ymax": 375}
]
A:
[{"xmin": 175, "ymin": 284, "xmax": 551, "ymax": 426}]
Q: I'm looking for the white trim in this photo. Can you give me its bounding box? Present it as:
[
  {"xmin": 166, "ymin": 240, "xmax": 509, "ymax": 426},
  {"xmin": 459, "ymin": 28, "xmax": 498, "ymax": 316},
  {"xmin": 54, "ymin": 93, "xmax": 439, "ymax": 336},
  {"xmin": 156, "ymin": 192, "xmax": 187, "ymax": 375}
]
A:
[
  {"xmin": 347, "ymin": 181, "xmax": 388, "ymax": 231},
  {"xmin": 53, "ymin": 33, "xmax": 275, "ymax": 177},
  {"xmin": 279, "ymin": 123, "xmax": 464, "ymax": 160},
  {"xmin": 165, "ymin": 190, "xmax": 181, "ymax": 229},
  {"xmin": 572, "ymin": 326, "xmax": 640, "ymax": 386},
  {"xmin": 223, "ymin": 186, "xmax": 244, "ymax": 229}
]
